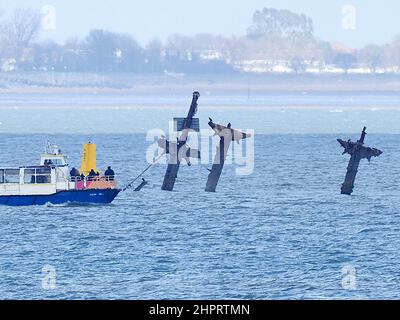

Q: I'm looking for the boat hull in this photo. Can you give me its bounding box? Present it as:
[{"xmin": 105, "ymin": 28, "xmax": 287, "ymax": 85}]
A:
[{"xmin": 0, "ymin": 189, "xmax": 121, "ymax": 206}]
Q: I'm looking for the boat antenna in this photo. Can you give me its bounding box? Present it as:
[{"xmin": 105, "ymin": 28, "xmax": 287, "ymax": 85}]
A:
[{"xmin": 42, "ymin": 138, "xmax": 47, "ymax": 153}]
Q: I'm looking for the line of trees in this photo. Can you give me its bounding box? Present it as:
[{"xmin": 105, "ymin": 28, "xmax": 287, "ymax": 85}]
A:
[
  {"xmin": 25, "ymin": 30, "xmax": 234, "ymax": 74},
  {"xmin": 0, "ymin": 9, "xmax": 234, "ymax": 74},
  {"xmin": 1, "ymin": 7, "xmax": 400, "ymax": 74}
]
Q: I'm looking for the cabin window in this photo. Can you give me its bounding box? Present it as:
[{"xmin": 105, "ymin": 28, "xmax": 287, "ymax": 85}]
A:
[
  {"xmin": 0, "ymin": 169, "xmax": 4, "ymax": 184},
  {"xmin": 24, "ymin": 169, "xmax": 36, "ymax": 184},
  {"xmin": 24, "ymin": 168, "xmax": 51, "ymax": 184},
  {"xmin": 4, "ymin": 169, "xmax": 20, "ymax": 184},
  {"xmin": 36, "ymin": 168, "xmax": 51, "ymax": 184}
]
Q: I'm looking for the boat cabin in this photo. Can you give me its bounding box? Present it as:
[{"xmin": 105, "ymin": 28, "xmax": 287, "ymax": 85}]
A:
[{"xmin": 0, "ymin": 166, "xmax": 57, "ymax": 195}]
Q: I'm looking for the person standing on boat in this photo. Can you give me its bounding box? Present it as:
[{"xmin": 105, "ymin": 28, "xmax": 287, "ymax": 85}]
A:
[
  {"xmin": 70, "ymin": 167, "xmax": 80, "ymax": 181},
  {"xmin": 105, "ymin": 166, "xmax": 115, "ymax": 181},
  {"xmin": 88, "ymin": 169, "xmax": 96, "ymax": 181}
]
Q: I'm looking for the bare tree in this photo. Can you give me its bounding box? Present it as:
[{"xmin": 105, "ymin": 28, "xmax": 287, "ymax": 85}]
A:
[
  {"xmin": 357, "ymin": 45, "xmax": 384, "ymax": 71},
  {"xmin": 247, "ymin": 8, "xmax": 314, "ymax": 40},
  {"xmin": 85, "ymin": 29, "xmax": 143, "ymax": 72},
  {"xmin": 0, "ymin": 8, "xmax": 41, "ymax": 63},
  {"xmin": 0, "ymin": 10, "xmax": 7, "ymax": 59}
]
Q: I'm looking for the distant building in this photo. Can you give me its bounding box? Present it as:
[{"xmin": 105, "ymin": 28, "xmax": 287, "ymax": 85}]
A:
[
  {"xmin": 305, "ymin": 67, "xmax": 321, "ymax": 74},
  {"xmin": 234, "ymin": 59, "xmax": 295, "ymax": 73},
  {"xmin": 384, "ymin": 66, "xmax": 400, "ymax": 74},
  {"xmin": 347, "ymin": 67, "xmax": 372, "ymax": 74},
  {"xmin": 233, "ymin": 60, "xmax": 273, "ymax": 73},
  {"xmin": 321, "ymin": 65, "xmax": 346, "ymax": 74},
  {"xmin": 199, "ymin": 50, "xmax": 226, "ymax": 61},
  {"xmin": 272, "ymin": 64, "xmax": 293, "ymax": 73},
  {"xmin": 1, "ymin": 58, "xmax": 17, "ymax": 72}
]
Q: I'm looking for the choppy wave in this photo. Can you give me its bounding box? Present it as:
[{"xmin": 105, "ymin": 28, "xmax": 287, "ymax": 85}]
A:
[{"xmin": 0, "ymin": 126, "xmax": 399, "ymax": 299}]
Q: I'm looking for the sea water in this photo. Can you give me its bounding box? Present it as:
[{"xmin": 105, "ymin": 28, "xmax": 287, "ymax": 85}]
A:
[{"xmin": 0, "ymin": 92, "xmax": 400, "ymax": 299}]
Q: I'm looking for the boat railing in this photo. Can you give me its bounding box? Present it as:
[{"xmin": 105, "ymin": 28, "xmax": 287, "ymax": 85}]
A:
[{"xmin": 70, "ymin": 175, "xmax": 117, "ymax": 190}]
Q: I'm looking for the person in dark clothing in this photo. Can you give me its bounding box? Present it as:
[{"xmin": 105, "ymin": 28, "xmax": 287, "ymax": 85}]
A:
[
  {"xmin": 104, "ymin": 166, "xmax": 115, "ymax": 181},
  {"xmin": 88, "ymin": 169, "xmax": 96, "ymax": 181},
  {"xmin": 70, "ymin": 167, "xmax": 80, "ymax": 181}
]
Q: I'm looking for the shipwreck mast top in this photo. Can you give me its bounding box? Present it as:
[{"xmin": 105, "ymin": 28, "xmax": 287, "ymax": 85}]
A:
[
  {"xmin": 358, "ymin": 126, "xmax": 367, "ymax": 144},
  {"xmin": 179, "ymin": 91, "xmax": 200, "ymax": 144}
]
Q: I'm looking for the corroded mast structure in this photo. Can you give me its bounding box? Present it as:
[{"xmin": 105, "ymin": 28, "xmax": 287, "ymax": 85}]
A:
[
  {"xmin": 161, "ymin": 92, "xmax": 201, "ymax": 191},
  {"xmin": 205, "ymin": 118, "xmax": 251, "ymax": 192},
  {"xmin": 337, "ymin": 127, "xmax": 382, "ymax": 195}
]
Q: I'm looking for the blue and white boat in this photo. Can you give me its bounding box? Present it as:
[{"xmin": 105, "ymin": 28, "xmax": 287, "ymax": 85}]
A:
[{"xmin": 0, "ymin": 143, "xmax": 120, "ymax": 206}]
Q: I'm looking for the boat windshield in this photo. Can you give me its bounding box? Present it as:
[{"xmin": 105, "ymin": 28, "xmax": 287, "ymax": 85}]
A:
[{"xmin": 43, "ymin": 158, "xmax": 65, "ymax": 166}]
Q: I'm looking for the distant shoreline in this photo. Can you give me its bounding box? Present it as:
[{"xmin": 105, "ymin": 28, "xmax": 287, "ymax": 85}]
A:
[
  {"xmin": 0, "ymin": 104, "xmax": 399, "ymax": 110},
  {"xmin": 1, "ymin": 73, "xmax": 400, "ymax": 94},
  {"xmin": 0, "ymin": 73, "xmax": 400, "ymax": 110}
]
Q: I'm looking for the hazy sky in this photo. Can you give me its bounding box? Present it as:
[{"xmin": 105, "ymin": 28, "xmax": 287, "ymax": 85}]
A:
[{"xmin": 1, "ymin": 0, "xmax": 399, "ymax": 48}]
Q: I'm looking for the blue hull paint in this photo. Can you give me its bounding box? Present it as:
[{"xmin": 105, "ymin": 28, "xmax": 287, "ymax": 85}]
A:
[{"xmin": 0, "ymin": 189, "xmax": 121, "ymax": 206}]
